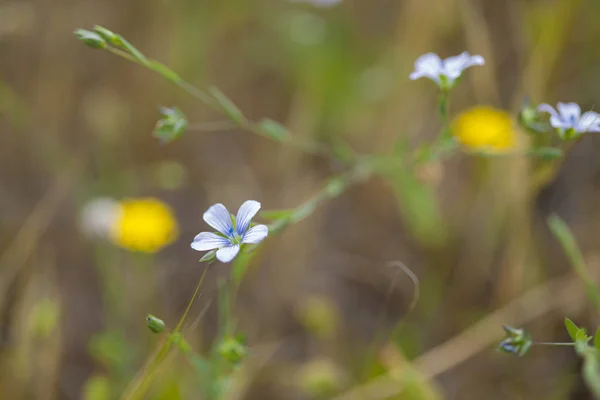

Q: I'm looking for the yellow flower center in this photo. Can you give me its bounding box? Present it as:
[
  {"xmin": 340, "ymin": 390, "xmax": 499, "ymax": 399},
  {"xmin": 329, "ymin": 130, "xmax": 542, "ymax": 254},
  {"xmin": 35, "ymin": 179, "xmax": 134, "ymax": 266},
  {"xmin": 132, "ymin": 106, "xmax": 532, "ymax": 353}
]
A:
[
  {"xmin": 451, "ymin": 106, "xmax": 518, "ymax": 153},
  {"xmin": 110, "ymin": 197, "xmax": 179, "ymax": 253}
]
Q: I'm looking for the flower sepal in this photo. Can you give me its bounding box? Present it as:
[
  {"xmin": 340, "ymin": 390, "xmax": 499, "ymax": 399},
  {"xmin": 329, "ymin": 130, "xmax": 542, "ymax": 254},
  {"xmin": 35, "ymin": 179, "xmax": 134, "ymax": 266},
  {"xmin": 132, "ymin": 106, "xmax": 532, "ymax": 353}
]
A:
[{"xmin": 498, "ymin": 325, "xmax": 532, "ymax": 357}]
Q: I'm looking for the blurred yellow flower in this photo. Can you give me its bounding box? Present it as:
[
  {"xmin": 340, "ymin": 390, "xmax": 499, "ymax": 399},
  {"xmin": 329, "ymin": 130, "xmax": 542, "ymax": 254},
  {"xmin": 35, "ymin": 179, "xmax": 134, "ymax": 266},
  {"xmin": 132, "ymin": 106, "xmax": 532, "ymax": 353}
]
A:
[
  {"xmin": 452, "ymin": 106, "xmax": 518, "ymax": 152},
  {"xmin": 81, "ymin": 197, "xmax": 178, "ymax": 253},
  {"xmin": 110, "ymin": 198, "xmax": 178, "ymax": 253}
]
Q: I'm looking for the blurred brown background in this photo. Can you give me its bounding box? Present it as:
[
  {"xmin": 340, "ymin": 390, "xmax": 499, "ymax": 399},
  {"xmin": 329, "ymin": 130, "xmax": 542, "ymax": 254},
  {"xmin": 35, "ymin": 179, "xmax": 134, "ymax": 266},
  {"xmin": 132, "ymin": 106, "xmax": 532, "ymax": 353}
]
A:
[{"xmin": 2, "ymin": 0, "xmax": 600, "ymax": 399}]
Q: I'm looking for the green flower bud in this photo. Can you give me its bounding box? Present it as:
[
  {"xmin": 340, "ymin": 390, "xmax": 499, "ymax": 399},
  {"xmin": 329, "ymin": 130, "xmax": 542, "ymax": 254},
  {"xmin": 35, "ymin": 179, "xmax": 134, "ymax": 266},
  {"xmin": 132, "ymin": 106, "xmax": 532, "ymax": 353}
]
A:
[
  {"xmin": 217, "ymin": 336, "xmax": 247, "ymax": 365},
  {"xmin": 74, "ymin": 29, "xmax": 106, "ymax": 49},
  {"xmin": 154, "ymin": 106, "xmax": 188, "ymax": 144},
  {"xmin": 93, "ymin": 26, "xmax": 119, "ymax": 46},
  {"xmin": 498, "ymin": 325, "xmax": 532, "ymax": 356},
  {"xmin": 146, "ymin": 314, "xmax": 165, "ymax": 333}
]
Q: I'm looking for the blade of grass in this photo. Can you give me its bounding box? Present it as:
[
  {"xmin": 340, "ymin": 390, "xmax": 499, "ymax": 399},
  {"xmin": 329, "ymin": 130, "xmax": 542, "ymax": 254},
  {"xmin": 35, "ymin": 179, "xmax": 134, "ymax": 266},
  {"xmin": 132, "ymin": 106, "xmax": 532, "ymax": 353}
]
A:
[{"xmin": 548, "ymin": 214, "xmax": 600, "ymax": 313}]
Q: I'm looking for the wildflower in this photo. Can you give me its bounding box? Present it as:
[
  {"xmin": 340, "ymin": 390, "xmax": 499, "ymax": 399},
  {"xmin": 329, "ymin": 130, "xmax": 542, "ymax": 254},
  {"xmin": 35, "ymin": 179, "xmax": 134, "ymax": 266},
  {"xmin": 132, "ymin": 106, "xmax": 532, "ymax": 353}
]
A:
[
  {"xmin": 451, "ymin": 106, "xmax": 518, "ymax": 152},
  {"xmin": 537, "ymin": 102, "xmax": 600, "ymax": 139},
  {"xmin": 498, "ymin": 325, "xmax": 532, "ymax": 356},
  {"xmin": 191, "ymin": 200, "xmax": 269, "ymax": 263},
  {"xmin": 80, "ymin": 197, "xmax": 179, "ymax": 253},
  {"xmin": 409, "ymin": 52, "xmax": 484, "ymax": 90}
]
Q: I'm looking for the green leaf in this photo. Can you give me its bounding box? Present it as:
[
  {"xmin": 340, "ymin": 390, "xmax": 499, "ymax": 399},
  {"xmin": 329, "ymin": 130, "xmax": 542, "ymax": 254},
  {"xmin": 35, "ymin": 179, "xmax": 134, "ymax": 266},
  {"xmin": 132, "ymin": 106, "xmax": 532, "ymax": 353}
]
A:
[
  {"xmin": 594, "ymin": 327, "xmax": 600, "ymax": 350},
  {"xmin": 257, "ymin": 118, "xmax": 289, "ymax": 141},
  {"xmin": 199, "ymin": 249, "xmax": 217, "ymax": 263},
  {"xmin": 260, "ymin": 209, "xmax": 294, "ymax": 220},
  {"xmin": 530, "ymin": 147, "xmax": 563, "ymax": 160},
  {"xmin": 112, "ymin": 34, "xmax": 148, "ymax": 64},
  {"xmin": 74, "ymin": 29, "xmax": 106, "ymax": 49},
  {"xmin": 209, "ymin": 87, "xmax": 245, "ymax": 124},
  {"xmin": 230, "ymin": 247, "xmax": 255, "ymax": 286},
  {"xmin": 565, "ymin": 318, "xmax": 580, "ymax": 341},
  {"xmin": 189, "ymin": 354, "xmax": 212, "ymax": 378},
  {"xmin": 82, "ymin": 375, "xmax": 111, "ymax": 400},
  {"xmin": 583, "ymin": 351, "xmax": 600, "ymax": 398},
  {"xmin": 391, "ymin": 166, "xmax": 447, "ymax": 247},
  {"xmin": 549, "ymin": 215, "xmax": 600, "ymax": 313},
  {"xmin": 148, "ymin": 60, "xmax": 181, "ymax": 84},
  {"xmin": 576, "ymin": 328, "xmax": 589, "ymax": 344}
]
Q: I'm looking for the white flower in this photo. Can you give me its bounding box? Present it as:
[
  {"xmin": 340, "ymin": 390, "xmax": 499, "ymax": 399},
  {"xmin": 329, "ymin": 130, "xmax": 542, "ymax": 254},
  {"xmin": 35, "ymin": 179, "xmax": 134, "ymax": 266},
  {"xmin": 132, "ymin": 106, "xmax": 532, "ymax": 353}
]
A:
[
  {"xmin": 537, "ymin": 102, "xmax": 600, "ymax": 135},
  {"xmin": 409, "ymin": 52, "xmax": 485, "ymax": 88},
  {"xmin": 79, "ymin": 197, "xmax": 122, "ymax": 238},
  {"xmin": 191, "ymin": 200, "xmax": 269, "ymax": 263}
]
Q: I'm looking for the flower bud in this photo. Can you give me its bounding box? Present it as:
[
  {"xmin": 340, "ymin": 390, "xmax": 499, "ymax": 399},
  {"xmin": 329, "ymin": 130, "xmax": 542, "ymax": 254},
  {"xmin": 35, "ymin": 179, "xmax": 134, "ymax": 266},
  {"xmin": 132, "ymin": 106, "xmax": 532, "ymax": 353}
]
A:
[
  {"xmin": 93, "ymin": 26, "xmax": 119, "ymax": 46},
  {"xmin": 146, "ymin": 314, "xmax": 165, "ymax": 333},
  {"xmin": 74, "ymin": 29, "xmax": 106, "ymax": 49},
  {"xmin": 217, "ymin": 336, "xmax": 247, "ymax": 364},
  {"xmin": 497, "ymin": 325, "xmax": 532, "ymax": 356}
]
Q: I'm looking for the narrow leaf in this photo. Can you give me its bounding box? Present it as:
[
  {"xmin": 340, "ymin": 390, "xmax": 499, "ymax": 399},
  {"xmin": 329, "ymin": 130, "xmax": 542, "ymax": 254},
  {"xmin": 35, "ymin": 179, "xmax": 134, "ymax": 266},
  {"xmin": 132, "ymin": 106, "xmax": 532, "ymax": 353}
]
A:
[
  {"xmin": 209, "ymin": 87, "xmax": 245, "ymax": 124},
  {"xmin": 549, "ymin": 215, "xmax": 600, "ymax": 313},
  {"xmin": 594, "ymin": 327, "xmax": 600, "ymax": 350},
  {"xmin": 565, "ymin": 317, "xmax": 580, "ymax": 341}
]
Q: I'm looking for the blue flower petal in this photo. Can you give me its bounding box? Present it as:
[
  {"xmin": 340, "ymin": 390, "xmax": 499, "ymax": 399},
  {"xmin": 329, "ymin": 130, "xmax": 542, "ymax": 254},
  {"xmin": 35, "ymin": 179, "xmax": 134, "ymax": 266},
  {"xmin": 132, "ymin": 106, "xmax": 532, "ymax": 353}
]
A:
[
  {"xmin": 443, "ymin": 52, "xmax": 484, "ymax": 80},
  {"xmin": 557, "ymin": 102, "xmax": 581, "ymax": 127},
  {"xmin": 537, "ymin": 103, "xmax": 558, "ymax": 118},
  {"xmin": 216, "ymin": 244, "xmax": 240, "ymax": 263},
  {"xmin": 409, "ymin": 53, "xmax": 443, "ymax": 83},
  {"xmin": 191, "ymin": 232, "xmax": 231, "ymax": 251},
  {"xmin": 235, "ymin": 200, "xmax": 261, "ymax": 235},
  {"xmin": 577, "ymin": 111, "xmax": 600, "ymax": 133},
  {"xmin": 203, "ymin": 203, "xmax": 234, "ymax": 236},
  {"xmin": 242, "ymin": 224, "xmax": 269, "ymax": 244}
]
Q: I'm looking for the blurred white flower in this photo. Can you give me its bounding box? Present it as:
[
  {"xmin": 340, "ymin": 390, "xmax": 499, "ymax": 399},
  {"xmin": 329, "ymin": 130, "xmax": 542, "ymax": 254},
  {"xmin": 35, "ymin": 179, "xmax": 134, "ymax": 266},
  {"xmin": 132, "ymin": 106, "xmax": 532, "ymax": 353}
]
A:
[
  {"xmin": 80, "ymin": 197, "xmax": 122, "ymax": 238},
  {"xmin": 537, "ymin": 102, "xmax": 600, "ymax": 136},
  {"xmin": 409, "ymin": 52, "xmax": 484, "ymax": 89}
]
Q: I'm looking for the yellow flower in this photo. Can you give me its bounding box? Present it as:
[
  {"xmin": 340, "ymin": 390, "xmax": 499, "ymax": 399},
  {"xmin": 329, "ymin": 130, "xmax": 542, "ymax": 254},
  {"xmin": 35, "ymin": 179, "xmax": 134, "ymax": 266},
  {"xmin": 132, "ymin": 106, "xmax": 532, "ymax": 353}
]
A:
[
  {"xmin": 110, "ymin": 197, "xmax": 179, "ymax": 253},
  {"xmin": 80, "ymin": 197, "xmax": 178, "ymax": 253},
  {"xmin": 452, "ymin": 106, "xmax": 518, "ymax": 152}
]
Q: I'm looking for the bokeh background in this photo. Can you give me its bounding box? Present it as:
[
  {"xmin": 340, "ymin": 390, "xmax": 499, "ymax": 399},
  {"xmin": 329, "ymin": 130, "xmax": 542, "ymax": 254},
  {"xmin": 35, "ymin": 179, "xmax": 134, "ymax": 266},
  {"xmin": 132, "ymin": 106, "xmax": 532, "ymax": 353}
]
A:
[{"xmin": 2, "ymin": 0, "xmax": 600, "ymax": 399}]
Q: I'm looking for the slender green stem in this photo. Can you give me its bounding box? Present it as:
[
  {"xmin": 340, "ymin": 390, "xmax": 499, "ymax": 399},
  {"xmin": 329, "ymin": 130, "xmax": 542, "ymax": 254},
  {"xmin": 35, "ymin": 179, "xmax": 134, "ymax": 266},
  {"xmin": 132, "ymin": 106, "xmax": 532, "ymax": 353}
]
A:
[
  {"xmin": 534, "ymin": 342, "xmax": 576, "ymax": 347},
  {"xmin": 122, "ymin": 266, "xmax": 209, "ymax": 400},
  {"xmin": 106, "ymin": 46, "xmax": 332, "ymax": 158}
]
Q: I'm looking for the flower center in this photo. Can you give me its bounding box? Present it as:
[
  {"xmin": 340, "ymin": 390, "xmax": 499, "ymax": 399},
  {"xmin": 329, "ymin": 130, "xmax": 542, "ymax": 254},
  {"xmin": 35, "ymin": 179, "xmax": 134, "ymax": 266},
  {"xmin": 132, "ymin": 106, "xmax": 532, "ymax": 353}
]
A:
[{"xmin": 230, "ymin": 232, "xmax": 242, "ymax": 245}]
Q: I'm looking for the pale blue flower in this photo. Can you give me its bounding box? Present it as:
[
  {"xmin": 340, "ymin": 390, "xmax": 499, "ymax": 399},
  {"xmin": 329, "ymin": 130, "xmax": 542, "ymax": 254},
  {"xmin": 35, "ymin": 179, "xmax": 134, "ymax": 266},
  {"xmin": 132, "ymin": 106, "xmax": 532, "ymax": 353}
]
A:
[
  {"xmin": 191, "ymin": 200, "xmax": 269, "ymax": 263},
  {"xmin": 537, "ymin": 102, "xmax": 600, "ymax": 135},
  {"xmin": 409, "ymin": 52, "xmax": 484, "ymax": 89}
]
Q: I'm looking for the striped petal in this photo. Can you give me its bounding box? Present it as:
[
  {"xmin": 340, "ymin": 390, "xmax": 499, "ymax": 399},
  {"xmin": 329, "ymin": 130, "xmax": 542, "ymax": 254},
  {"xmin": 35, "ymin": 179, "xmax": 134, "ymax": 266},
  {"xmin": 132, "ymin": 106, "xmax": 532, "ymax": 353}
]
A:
[
  {"xmin": 216, "ymin": 244, "xmax": 240, "ymax": 263},
  {"xmin": 242, "ymin": 224, "xmax": 269, "ymax": 244},
  {"xmin": 190, "ymin": 232, "xmax": 230, "ymax": 251},
  {"xmin": 236, "ymin": 200, "xmax": 261, "ymax": 235},
  {"xmin": 203, "ymin": 203, "xmax": 233, "ymax": 236}
]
